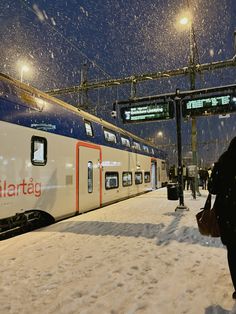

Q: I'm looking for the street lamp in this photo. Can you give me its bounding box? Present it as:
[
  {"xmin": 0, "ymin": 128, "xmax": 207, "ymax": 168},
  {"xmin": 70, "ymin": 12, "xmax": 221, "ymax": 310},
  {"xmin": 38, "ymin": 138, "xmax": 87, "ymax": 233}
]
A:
[
  {"xmin": 157, "ymin": 131, "xmax": 163, "ymax": 138},
  {"xmin": 20, "ymin": 65, "xmax": 29, "ymax": 82},
  {"xmin": 178, "ymin": 12, "xmax": 199, "ymax": 198},
  {"xmin": 178, "ymin": 12, "xmax": 195, "ymax": 86},
  {"xmin": 179, "ymin": 17, "xmax": 189, "ymax": 26}
]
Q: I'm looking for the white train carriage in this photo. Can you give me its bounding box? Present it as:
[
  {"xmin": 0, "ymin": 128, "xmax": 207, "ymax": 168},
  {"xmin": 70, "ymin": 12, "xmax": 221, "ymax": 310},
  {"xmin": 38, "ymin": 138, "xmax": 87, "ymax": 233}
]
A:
[{"xmin": 0, "ymin": 73, "xmax": 168, "ymax": 234}]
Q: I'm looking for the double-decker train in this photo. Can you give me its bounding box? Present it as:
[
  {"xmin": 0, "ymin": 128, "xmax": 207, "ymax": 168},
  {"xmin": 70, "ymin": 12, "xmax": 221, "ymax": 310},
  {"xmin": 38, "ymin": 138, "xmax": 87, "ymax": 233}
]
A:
[{"xmin": 0, "ymin": 73, "xmax": 168, "ymax": 237}]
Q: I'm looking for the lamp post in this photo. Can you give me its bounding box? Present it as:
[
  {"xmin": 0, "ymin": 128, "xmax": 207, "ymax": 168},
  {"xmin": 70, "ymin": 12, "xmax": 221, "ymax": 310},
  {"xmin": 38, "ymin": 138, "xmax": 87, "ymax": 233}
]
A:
[
  {"xmin": 175, "ymin": 92, "xmax": 189, "ymax": 210},
  {"xmin": 179, "ymin": 13, "xmax": 199, "ymax": 199},
  {"xmin": 20, "ymin": 65, "xmax": 29, "ymax": 83}
]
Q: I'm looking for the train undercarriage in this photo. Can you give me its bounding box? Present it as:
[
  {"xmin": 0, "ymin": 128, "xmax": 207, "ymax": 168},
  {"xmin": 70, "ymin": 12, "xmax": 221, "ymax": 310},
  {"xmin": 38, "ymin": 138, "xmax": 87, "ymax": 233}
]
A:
[{"xmin": 0, "ymin": 210, "xmax": 54, "ymax": 240}]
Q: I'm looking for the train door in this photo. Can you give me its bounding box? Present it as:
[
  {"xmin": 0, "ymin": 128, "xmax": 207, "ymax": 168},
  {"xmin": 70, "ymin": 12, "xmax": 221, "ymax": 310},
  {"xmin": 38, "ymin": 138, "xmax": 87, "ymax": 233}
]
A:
[
  {"xmin": 157, "ymin": 166, "xmax": 161, "ymax": 188},
  {"xmin": 151, "ymin": 160, "xmax": 157, "ymax": 190},
  {"xmin": 77, "ymin": 142, "xmax": 102, "ymax": 213}
]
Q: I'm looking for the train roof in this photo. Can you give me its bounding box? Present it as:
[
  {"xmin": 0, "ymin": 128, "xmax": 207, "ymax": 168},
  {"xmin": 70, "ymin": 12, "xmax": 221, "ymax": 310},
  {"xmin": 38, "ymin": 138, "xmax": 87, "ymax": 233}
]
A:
[{"xmin": 0, "ymin": 72, "xmax": 166, "ymax": 156}]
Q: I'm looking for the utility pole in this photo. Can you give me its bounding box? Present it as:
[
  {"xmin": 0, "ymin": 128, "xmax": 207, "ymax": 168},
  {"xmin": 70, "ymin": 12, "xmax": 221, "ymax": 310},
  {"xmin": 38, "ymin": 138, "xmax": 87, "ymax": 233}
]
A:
[
  {"xmin": 189, "ymin": 23, "xmax": 199, "ymax": 199},
  {"xmin": 130, "ymin": 79, "xmax": 137, "ymax": 98},
  {"xmin": 175, "ymin": 91, "xmax": 188, "ymax": 210},
  {"xmin": 80, "ymin": 62, "xmax": 89, "ymax": 110}
]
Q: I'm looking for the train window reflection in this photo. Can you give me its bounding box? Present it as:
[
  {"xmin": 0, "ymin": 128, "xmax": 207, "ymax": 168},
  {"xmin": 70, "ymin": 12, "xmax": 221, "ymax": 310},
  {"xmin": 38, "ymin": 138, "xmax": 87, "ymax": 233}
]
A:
[
  {"xmin": 121, "ymin": 136, "xmax": 130, "ymax": 147},
  {"xmin": 85, "ymin": 121, "xmax": 93, "ymax": 137},
  {"xmin": 105, "ymin": 172, "xmax": 119, "ymax": 189},
  {"xmin": 143, "ymin": 145, "xmax": 149, "ymax": 153},
  {"xmin": 122, "ymin": 172, "xmax": 132, "ymax": 186},
  {"xmin": 135, "ymin": 172, "xmax": 143, "ymax": 184},
  {"xmin": 104, "ymin": 129, "xmax": 117, "ymax": 143},
  {"xmin": 144, "ymin": 172, "xmax": 151, "ymax": 183},
  {"xmin": 88, "ymin": 161, "xmax": 93, "ymax": 193},
  {"xmin": 133, "ymin": 141, "xmax": 141, "ymax": 151},
  {"xmin": 31, "ymin": 136, "xmax": 47, "ymax": 166}
]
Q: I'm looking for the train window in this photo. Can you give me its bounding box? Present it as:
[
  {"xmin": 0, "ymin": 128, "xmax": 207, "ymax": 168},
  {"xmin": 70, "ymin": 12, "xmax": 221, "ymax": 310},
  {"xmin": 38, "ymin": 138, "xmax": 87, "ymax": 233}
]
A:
[
  {"xmin": 105, "ymin": 172, "xmax": 119, "ymax": 189},
  {"xmin": 151, "ymin": 148, "xmax": 155, "ymax": 155},
  {"xmin": 121, "ymin": 136, "xmax": 131, "ymax": 147},
  {"xmin": 31, "ymin": 136, "xmax": 47, "ymax": 166},
  {"xmin": 133, "ymin": 141, "xmax": 141, "ymax": 151},
  {"xmin": 143, "ymin": 145, "xmax": 149, "ymax": 153},
  {"xmin": 85, "ymin": 121, "xmax": 93, "ymax": 137},
  {"xmin": 122, "ymin": 172, "xmax": 132, "ymax": 187},
  {"xmin": 88, "ymin": 161, "xmax": 93, "ymax": 193},
  {"xmin": 161, "ymin": 161, "xmax": 166, "ymax": 170},
  {"xmin": 135, "ymin": 172, "xmax": 143, "ymax": 184},
  {"xmin": 104, "ymin": 129, "xmax": 117, "ymax": 143},
  {"xmin": 144, "ymin": 172, "xmax": 151, "ymax": 183}
]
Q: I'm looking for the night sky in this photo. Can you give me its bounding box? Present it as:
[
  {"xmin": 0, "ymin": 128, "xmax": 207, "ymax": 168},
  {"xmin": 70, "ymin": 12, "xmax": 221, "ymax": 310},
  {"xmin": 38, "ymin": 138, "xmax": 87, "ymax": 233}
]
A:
[{"xmin": 1, "ymin": 0, "xmax": 236, "ymax": 166}]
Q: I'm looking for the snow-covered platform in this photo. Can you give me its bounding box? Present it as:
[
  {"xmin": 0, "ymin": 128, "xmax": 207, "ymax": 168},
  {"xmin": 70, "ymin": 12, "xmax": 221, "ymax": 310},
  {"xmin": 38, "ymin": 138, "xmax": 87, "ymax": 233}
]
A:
[{"xmin": 0, "ymin": 188, "xmax": 235, "ymax": 314}]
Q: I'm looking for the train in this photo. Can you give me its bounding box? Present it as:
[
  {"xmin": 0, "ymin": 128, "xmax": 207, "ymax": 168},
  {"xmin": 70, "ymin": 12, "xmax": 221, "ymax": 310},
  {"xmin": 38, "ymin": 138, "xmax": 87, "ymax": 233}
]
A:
[{"xmin": 0, "ymin": 73, "xmax": 168, "ymax": 237}]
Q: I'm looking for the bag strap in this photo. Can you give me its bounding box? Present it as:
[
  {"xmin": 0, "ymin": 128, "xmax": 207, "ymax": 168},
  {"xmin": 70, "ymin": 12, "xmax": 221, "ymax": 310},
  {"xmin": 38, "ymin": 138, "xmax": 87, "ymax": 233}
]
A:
[{"xmin": 204, "ymin": 193, "xmax": 212, "ymax": 210}]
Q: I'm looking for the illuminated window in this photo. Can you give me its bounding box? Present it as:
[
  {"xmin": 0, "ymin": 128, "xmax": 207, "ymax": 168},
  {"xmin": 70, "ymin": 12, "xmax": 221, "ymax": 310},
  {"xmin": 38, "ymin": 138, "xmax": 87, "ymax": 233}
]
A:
[
  {"xmin": 104, "ymin": 129, "xmax": 117, "ymax": 143},
  {"xmin": 135, "ymin": 172, "xmax": 143, "ymax": 184},
  {"xmin": 85, "ymin": 121, "xmax": 93, "ymax": 137},
  {"xmin": 122, "ymin": 172, "xmax": 132, "ymax": 186},
  {"xmin": 121, "ymin": 136, "xmax": 131, "ymax": 147},
  {"xmin": 133, "ymin": 141, "xmax": 141, "ymax": 151},
  {"xmin": 143, "ymin": 145, "xmax": 149, "ymax": 153},
  {"xmin": 151, "ymin": 148, "xmax": 155, "ymax": 155},
  {"xmin": 105, "ymin": 172, "xmax": 119, "ymax": 189},
  {"xmin": 31, "ymin": 136, "xmax": 47, "ymax": 166},
  {"xmin": 144, "ymin": 172, "xmax": 151, "ymax": 183},
  {"xmin": 88, "ymin": 161, "xmax": 93, "ymax": 193}
]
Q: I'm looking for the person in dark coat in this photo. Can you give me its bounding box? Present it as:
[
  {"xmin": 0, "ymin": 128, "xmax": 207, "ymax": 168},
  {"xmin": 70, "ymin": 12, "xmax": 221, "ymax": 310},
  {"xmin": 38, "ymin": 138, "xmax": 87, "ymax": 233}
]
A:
[
  {"xmin": 199, "ymin": 168, "xmax": 209, "ymax": 189},
  {"xmin": 208, "ymin": 137, "xmax": 236, "ymax": 299}
]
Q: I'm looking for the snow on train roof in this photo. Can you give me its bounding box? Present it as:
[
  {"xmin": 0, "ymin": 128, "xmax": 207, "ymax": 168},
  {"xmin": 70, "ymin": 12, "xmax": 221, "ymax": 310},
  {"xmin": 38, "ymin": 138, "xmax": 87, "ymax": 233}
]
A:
[{"xmin": 0, "ymin": 72, "xmax": 166, "ymax": 156}]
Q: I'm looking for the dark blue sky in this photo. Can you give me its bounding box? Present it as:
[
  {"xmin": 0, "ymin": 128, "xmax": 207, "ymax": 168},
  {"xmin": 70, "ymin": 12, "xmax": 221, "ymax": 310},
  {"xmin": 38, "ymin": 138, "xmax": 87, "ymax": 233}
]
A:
[{"xmin": 1, "ymin": 0, "xmax": 236, "ymax": 165}]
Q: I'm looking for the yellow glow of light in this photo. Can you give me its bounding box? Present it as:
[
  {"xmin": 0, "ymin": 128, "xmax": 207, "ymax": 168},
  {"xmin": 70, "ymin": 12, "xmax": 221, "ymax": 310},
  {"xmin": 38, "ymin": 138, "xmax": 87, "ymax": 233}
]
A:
[
  {"xmin": 18, "ymin": 61, "xmax": 32, "ymax": 82},
  {"xmin": 179, "ymin": 17, "xmax": 189, "ymax": 25},
  {"xmin": 176, "ymin": 10, "xmax": 192, "ymax": 31},
  {"xmin": 21, "ymin": 65, "xmax": 29, "ymax": 73},
  {"xmin": 157, "ymin": 131, "xmax": 163, "ymax": 138}
]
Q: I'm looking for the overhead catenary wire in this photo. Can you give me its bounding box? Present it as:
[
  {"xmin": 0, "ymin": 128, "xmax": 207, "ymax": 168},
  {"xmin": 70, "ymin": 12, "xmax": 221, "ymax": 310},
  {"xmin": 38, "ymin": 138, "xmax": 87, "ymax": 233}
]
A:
[
  {"xmin": 19, "ymin": 0, "xmax": 113, "ymax": 80},
  {"xmin": 19, "ymin": 0, "xmax": 130, "ymax": 104}
]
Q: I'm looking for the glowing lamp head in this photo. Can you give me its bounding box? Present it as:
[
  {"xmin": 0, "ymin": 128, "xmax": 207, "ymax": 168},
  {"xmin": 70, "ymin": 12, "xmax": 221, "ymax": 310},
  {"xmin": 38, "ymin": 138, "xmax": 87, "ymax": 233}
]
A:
[
  {"xmin": 176, "ymin": 10, "xmax": 192, "ymax": 30},
  {"xmin": 21, "ymin": 65, "xmax": 29, "ymax": 73},
  {"xmin": 157, "ymin": 131, "xmax": 163, "ymax": 138},
  {"xmin": 19, "ymin": 62, "xmax": 31, "ymax": 82},
  {"xmin": 179, "ymin": 17, "xmax": 189, "ymax": 25}
]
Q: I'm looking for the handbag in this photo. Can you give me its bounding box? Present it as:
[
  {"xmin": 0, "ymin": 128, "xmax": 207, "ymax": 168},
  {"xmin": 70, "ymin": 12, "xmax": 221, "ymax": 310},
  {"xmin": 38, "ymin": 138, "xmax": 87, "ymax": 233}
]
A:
[{"xmin": 196, "ymin": 193, "xmax": 220, "ymax": 237}]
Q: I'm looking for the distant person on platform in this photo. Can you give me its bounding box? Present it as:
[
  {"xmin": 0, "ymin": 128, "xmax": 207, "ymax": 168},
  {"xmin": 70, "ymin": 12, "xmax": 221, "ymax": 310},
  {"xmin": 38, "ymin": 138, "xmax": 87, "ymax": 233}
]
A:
[
  {"xmin": 199, "ymin": 168, "xmax": 209, "ymax": 190},
  {"xmin": 187, "ymin": 165, "xmax": 195, "ymax": 195},
  {"xmin": 183, "ymin": 165, "xmax": 187, "ymax": 190},
  {"xmin": 208, "ymin": 137, "xmax": 236, "ymax": 300},
  {"xmin": 208, "ymin": 167, "xmax": 212, "ymax": 178}
]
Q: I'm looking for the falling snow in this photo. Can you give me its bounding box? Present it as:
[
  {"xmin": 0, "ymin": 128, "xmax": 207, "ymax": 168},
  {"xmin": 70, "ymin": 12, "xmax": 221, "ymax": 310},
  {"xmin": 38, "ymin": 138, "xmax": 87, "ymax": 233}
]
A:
[
  {"xmin": 32, "ymin": 4, "xmax": 45, "ymax": 22},
  {"xmin": 0, "ymin": 0, "xmax": 236, "ymax": 166}
]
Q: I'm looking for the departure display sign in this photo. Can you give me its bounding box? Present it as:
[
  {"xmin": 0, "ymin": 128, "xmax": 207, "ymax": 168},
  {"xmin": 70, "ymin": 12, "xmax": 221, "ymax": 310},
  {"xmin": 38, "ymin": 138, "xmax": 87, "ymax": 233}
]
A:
[
  {"xmin": 120, "ymin": 101, "xmax": 174, "ymax": 123},
  {"xmin": 182, "ymin": 94, "xmax": 236, "ymax": 118}
]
